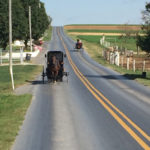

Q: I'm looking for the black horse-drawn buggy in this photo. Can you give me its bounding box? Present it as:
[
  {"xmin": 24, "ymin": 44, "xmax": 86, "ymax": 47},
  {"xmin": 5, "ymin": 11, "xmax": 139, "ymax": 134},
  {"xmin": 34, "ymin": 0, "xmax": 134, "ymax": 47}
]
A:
[
  {"xmin": 75, "ymin": 39, "xmax": 83, "ymax": 50},
  {"xmin": 42, "ymin": 51, "xmax": 69, "ymax": 83}
]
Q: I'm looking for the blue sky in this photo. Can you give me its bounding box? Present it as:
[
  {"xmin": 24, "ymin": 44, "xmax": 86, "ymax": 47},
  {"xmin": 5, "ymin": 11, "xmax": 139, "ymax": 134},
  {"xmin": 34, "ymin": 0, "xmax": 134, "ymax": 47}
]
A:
[{"xmin": 41, "ymin": 0, "xmax": 147, "ymax": 26}]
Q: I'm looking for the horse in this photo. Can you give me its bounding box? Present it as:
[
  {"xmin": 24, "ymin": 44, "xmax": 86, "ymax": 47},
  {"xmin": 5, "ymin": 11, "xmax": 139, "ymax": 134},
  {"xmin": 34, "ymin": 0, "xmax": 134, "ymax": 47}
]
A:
[{"xmin": 49, "ymin": 55, "xmax": 60, "ymax": 82}]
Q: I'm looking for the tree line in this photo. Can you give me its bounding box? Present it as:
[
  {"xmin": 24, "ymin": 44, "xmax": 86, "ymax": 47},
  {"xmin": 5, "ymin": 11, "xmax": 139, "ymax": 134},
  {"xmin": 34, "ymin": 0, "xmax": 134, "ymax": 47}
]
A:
[
  {"xmin": 137, "ymin": 2, "xmax": 150, "ymax": 55},
  {"xmin": 0, "ymin": 0, "xmax": 51, "ymax": 49}
]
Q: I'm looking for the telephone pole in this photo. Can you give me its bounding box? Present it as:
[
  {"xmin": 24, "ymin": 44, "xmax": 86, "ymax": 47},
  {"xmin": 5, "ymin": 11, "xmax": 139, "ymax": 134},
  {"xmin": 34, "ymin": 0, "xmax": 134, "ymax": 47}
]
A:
[
  {"xmin": 29, "ymin": 6, "xmax": 33, "ymax": 52},
  {"xmin": 9, "ymin": 0, "xmax": 15, "ymax": 90}
]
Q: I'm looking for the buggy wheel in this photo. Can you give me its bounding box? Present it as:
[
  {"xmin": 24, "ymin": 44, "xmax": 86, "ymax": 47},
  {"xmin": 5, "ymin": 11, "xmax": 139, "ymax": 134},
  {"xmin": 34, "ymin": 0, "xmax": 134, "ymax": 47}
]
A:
[
  {"xmin": 42, "ymin": 75, "xmax": 45, "ymax": 84},
  {"xmin": 42, "ymin": 66, "xmax": 45, "ymax": 84},
  {"xmin": 60, "ymin": 77, "xmax": 63, "ymax": 82},
  {"xmin": 48, "ymin": 79, "xmax": 51, "ymax": 83}
]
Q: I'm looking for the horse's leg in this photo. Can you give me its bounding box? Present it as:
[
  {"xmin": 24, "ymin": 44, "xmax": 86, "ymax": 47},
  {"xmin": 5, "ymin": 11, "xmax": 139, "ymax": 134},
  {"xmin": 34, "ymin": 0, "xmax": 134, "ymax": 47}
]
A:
[
  {"xmin": 54, "ymin": 67, "xmax": 59, "ymax": 82},
  {"xmin": 51, "ymin": 71, "xmax": 55, "ymax": 82},
  {"xmin": 54, "ymin": 72, "xmax": 57, "ymax": 82},
  {"xmin": 55, "ymin": 70, "xmax": 59, "ymax": 81}
]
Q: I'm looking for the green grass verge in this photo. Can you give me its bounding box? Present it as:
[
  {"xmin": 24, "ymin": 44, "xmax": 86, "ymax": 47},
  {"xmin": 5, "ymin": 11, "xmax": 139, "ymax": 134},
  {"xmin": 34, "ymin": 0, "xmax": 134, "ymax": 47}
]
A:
[
  {"xmin": 0, "ymin": 94, "xmax": 32, "ymax": 150},
  {"xmin": 43, "ymin": 26, "xmax": 52, "ymax": 41},
  {"xmin": 6, "ymin": 46, "xmax": 21, "ymax": 51},
  {"xmin": 67, "ymin": 34, "xmax": 150, "ymax": 86},
  {"xmin": 0, "ymin": 65, "xmax": 42, "ymax": 150},
  {"xmin": 0, "ymin": 65, "xmax": 42, "ymax": 93},
  {"xmin": 1, "ymin": 59, "xmax": 22, "ymax": 64}
]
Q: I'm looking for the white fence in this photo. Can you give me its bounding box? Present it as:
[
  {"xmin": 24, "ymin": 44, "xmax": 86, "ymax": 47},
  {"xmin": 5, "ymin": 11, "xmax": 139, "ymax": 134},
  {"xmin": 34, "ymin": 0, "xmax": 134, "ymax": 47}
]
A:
[
  {"xmin": 0, "ymin": 49, "xmax": 39, "ymax": 65},
  {"xmin": 102, "ymin": 49, "xmax": 120, "ymax": 66}
]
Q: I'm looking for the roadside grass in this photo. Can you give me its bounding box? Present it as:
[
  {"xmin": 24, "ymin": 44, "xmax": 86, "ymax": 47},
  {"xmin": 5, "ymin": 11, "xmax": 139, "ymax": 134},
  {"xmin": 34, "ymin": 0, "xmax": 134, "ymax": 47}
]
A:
[
  {"xmin": 6, "ymin": 46, "xmax": 33, "ymax": 52},
  {"xmin": 0, "ymin": 65, "xmax": 42, "ymax": 93},
  {"xmin": 108, "ymin": 65, "xmax": 150, "ymax": 86},
  {"xmin": 0, "ymin": 94, "xmax": 32, "ymax": 150},
  {"xmin": 43, "ymin": 26, "xmax": 52, "ymax": 41},
  {"xmin": 6, "ymin": 46, "xmax": 21, "ymax": 51},
  {"xmin": 1, "ymin": 59, "xmax": 22, "ymax": 64},
  {"xmin": 0, "ymin": 65, "xmax": 42, "ymax": 150},
  {"xmin": 66, "ymin": 33, "xmax": 150, "ymax": 86}
]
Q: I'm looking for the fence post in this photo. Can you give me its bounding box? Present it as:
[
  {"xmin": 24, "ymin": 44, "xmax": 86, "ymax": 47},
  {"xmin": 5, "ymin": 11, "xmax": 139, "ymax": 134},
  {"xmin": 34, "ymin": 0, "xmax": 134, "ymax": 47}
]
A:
[
  {"xmin": 127, "ymin": 57, "xmax": 130, "ymax": 70},
  {"xmin": 102, "ymin": 49, "xmax": 104, "ymax": 57},
  {"xmin": 114, "ymin": 51, "xmax": 119, "ymax": 66},
  {"xmin": 142, "ymin": 60, "xmax": 145, "ymax": 72},
  {"xmin": 137, "ymin": 45, "xmax": 139, "ymax": 55},
  {"xmin": 121, "ymin": 56, "xmax": 124, "ymax": 68},
  {"xmin": 133, "ymin": 59, "xmax": 135, "ymax": 72},
  {"xmin": 110, "ymin": 52, "xmax": 114, "ymax": 64},
  {"xmin": 0, "ymin": 49, "xmax": 2, "ymax": 65}
]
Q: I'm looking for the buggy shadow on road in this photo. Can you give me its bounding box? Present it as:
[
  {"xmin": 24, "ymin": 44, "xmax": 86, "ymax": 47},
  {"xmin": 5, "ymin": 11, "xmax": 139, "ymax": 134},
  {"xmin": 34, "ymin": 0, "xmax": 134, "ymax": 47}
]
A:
[
  {"xmin": 84, "ymin": 74, "xmax": 150, "ymax": 80},
  {"xmin": 25, "ymin": 80, "xmax": 46, "ymax": 85},
  {"xmin": 84, "ymin": 74, "xmax": 128, "ymax": 80},
  {"xmin": 69, "ymin": 49, "xmax": 80, "ymax": 52}
]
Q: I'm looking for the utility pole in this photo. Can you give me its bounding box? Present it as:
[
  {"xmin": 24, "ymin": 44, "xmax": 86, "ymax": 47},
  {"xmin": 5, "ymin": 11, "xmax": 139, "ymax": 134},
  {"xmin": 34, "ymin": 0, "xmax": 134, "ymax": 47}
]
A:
[
  {"xmin": 20, "ymin": 46, "xmax": 24, "ymax": 64},
  {"xmin": 39, "ymin": 2, "xmax": 41, "ymax": 8},
  {"xmin": 0, "ymin": 48, "xmax": 2, "ymax": 65},
  {"xmin": 29, "ymin": 6, "xmax": 32, "ymax": 52},
  {"xmin": 9, "ymin": 0, "xmax": 15, "ymax": 90}
]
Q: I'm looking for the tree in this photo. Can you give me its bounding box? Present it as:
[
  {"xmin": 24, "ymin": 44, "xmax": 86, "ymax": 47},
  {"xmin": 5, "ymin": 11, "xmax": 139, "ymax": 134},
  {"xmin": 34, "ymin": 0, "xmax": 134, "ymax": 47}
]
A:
[
  {"xmin": 0, "ymin": 0, "xmax": 27, "ymax": 49},
  {"xmin": 37, "ymin": 2, "xmax": 50, "ymax": 37},
  {"xmin": 21, "ymin": 0, "xmax": 50, "ymax": 48},
  {"xmin": 0, "ymin": 0, "xmax": 9, "ymax": 49},
  {"xmin": 12, "ymin": 0, "xmax": 28, "ymax": 41},
  {"xmin": 48, "ymin": 16, "xmax": 52, "ymax": 25},
  {"xmin": 0, "ymin": 0, "xmax": 50, "ymax": 49},
  {"xmin": 137, "ymin": 2, "xmax": 150, "ymax": 55}
]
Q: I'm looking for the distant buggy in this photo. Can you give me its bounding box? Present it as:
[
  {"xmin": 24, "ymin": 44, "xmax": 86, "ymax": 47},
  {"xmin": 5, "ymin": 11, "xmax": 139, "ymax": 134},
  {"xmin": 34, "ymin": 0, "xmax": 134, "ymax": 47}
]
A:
[
  {"xmin": 75, "ymin": 39, "xmax": 83, "ymax": 50},
  {"xmin": 42, "ymin": 51, "xmax": 69, "ymax": 83}
]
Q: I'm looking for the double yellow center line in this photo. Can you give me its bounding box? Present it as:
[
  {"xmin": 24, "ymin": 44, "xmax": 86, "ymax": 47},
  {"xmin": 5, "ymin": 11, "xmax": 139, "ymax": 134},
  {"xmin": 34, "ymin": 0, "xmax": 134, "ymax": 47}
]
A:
[{"xmin": 58, "ymin": 29, "xmax": 150, "ymax": 150}]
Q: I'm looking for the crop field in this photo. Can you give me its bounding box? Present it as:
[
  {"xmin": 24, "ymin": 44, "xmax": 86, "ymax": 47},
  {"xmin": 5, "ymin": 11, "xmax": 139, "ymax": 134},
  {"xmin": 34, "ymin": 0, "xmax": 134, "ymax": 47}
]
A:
[
  {"xmin": 77, "ymin": 35, "xmax": 102, "ymax": 43},
  {"xmin": 77, "ymin": 35, "xmax": 138, "ymax": 52},
  {"xmin": 67, "ymin": 29, "xmax": 142, "ymax": 33},
  {"xmin": 66, "ymin": 24, "xmax": 141, "ymax": 26},
  {"xmin": 65, "ymin": 24, "xmax": 142, "ymax": 51},
  {"xmin": 64, "ymin": 25, "xmax": 141, "ymax": 31}
]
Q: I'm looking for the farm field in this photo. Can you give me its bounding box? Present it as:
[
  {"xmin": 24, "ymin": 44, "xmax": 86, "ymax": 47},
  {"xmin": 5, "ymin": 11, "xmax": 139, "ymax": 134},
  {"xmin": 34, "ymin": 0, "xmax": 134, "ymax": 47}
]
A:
[
  {"xmin": 64, "ymin": 24, "xmax": 141, "ymax": 31},
  {"xmin": 66, "ymin": 24, "xmax": 141, "ymax": 26},
  {"xmin": 65, "ymin": 24, "xmax": 142, "ymax": 52},
  {"xmin": 67, "ymin": 29, "xmax": 143, "ymax": 33},
  {"xmin": 75, "ymin": 35, "xmax": 138, "ymax": 52}
]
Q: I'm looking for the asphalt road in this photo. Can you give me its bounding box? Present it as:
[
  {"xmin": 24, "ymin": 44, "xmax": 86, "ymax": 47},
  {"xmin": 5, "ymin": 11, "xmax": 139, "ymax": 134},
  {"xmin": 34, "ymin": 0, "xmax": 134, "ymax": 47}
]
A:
[{"xmin": 12, "ymin": 27, "xmax": 150, "ymax": 150}]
